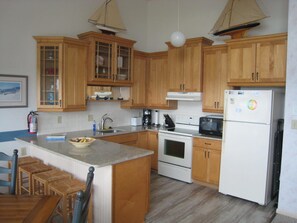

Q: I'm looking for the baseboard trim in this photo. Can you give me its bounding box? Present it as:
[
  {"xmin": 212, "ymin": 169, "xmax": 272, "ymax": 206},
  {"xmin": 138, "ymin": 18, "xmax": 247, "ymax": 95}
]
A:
[{"xmin": 276, "ymin": 208, "xmax": 297, "ymax": 220}]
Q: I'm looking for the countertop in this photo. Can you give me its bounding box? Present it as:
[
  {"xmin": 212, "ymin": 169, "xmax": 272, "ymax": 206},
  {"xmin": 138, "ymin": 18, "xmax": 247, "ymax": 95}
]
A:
[
  {"xmin": 17, "ymin": 126, "xmax": 156, "ymax": 168},
  {"xmin": 17, "ymin": 125, "xmax": 221, "ymax": 168}
]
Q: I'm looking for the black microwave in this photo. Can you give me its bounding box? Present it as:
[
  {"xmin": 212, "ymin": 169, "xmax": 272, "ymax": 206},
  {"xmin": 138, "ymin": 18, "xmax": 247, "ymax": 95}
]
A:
[{"xmin": 199, "ymin": 116, "xmax": 223, "ymax": 137}]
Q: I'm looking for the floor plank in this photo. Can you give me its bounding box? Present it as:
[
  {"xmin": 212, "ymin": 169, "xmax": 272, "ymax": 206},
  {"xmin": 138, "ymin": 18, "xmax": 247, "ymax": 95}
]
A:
[{"xmin": 146, "ymin": 172, "xmax": 276, "ymax": 223}]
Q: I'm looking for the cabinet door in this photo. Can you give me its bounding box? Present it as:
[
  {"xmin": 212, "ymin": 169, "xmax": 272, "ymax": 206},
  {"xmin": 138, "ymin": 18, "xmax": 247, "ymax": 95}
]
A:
[
  {"xmin": 137, "ymin": 131, "xmax": 148, "ymax": 149},
  {"xmin": 192, "ymin": 147, "xmax": 207, "ymax": 182},
  {"xmin": 183, "ymin": 43, "xmax": 203, "ymax": 92},
  {"xmin": 167, "ymin": 47, "xmax": 184, "ymax": 91},
  {"xmin": 203, "ymin": 46, "xmax": 228, "ymax": 113},
  {"xmin": 228, "ymin": 43, "xmax": 256, "ymax": 84},
  {"xmin": 114, "ymin": 44, "xmax": 133, "ymax": 84},
  {"xmin": 147, "ymin": 53, "xmax": 169, "ymax": 107},
  {"xmin": 94, "ymin": 40, "xmax": 114, "ymax": 83},
  {"xmin": 147, "ymin": 131, "xmax": 158, "ymax": 170},
  {"xmin": 131, "ymin": 51, "xmax": 147, "ymax": 107},
  {"xmin": 37, "ymin": 44, "xmax": 62, "ymax": 109},
  {"xmin": 63, "ymin": 43, "xmax": 87, "ymax": 110},
  {"xmin": 256, "ymin": 39, "xmax": 287, "ymax": 84},
  {"xmin": 113, "ymin": 156, "xmax": 151, "ymax": 223},
  {"xmin": 203, "ymin": 49, "xmax": 220, "ymax": 112},
  {"xmin": 207, "ymin": 149, "xmax": 221, "ymax": 186}
]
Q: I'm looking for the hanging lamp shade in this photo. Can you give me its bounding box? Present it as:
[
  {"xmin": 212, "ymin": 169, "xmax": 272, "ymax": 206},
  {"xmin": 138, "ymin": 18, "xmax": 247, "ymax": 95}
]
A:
[
  {"xmin": 88, "ymin": 0, "xmax": 126, "ymax": 34},
  {"xmin": 170, "ymin": 31, "xmax": 186, "ymax": 47},
  {"xmin": 170, "ymin": 0, "xmax": 185, "ymax": 47}
]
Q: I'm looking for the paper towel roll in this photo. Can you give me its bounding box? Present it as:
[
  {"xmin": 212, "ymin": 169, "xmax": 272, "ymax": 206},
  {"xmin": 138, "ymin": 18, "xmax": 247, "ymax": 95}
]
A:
[{"xmin": 152, "ymin": 110, "xmax": 159, "ymax": 125}]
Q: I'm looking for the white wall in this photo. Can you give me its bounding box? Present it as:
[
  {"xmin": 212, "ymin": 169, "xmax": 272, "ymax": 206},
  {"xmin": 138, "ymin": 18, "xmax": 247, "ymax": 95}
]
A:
[
  {"xmin": 146, "ymin": 0, "xmax": 288, "ymax": 51},
  {"xmin": 277, "ymin": 0, "xmax": 297, "ymax": 218},
  {"xmin": 0, "ymin": 0, "xmax": 147, "ymax": 132}
]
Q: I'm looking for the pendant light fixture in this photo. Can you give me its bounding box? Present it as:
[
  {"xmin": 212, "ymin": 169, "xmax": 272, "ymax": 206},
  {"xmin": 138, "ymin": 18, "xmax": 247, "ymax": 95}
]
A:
[{"xmin": 170, "ymin": 0, "xmax": 186, "ymax": 47}]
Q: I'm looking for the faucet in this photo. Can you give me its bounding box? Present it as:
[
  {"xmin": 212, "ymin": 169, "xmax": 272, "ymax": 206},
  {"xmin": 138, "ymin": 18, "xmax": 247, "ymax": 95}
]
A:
[{"xmin": 100, "ymin": 114, "xmax": 113, "ymax": 130}]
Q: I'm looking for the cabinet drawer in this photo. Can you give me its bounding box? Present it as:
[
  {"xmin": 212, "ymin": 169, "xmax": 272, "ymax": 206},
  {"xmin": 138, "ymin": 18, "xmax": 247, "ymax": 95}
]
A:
[
  {"xmin": 193, "ymin": 138, "xmax": 222, "ymax": 150},
  {"xmin": 101, "ymin": 133, "xmax": 138, "ymax": 144}
]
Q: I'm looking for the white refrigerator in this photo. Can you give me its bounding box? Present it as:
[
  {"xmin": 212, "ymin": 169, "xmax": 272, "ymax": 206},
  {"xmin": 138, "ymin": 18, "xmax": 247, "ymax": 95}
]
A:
[{"xmin": 219, "ymin": 90, "xmax": 284, "ymax": 205}]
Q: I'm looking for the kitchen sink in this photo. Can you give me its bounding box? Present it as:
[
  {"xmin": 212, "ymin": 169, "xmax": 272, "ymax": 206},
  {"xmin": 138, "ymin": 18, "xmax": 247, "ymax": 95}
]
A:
[{"xmin": 97, "ymin": 129, "xmax": 125, "ymax": 134}]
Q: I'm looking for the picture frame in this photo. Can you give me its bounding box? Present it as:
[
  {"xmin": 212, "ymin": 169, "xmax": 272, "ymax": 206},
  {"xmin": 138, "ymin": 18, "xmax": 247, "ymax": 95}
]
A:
[{"xmin": 0, "ymin": 74, "xmax": 28, "ymax": 108}]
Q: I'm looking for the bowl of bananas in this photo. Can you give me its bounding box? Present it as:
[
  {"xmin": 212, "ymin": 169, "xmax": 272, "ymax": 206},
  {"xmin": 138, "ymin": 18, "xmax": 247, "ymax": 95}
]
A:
[{"xmin": 68, "ymin": 137, "xmax": 96, "ymax": 148}]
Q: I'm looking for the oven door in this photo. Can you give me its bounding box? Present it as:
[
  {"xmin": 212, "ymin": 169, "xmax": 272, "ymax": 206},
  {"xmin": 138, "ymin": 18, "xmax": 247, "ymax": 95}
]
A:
[{"xmin": 158, "ymin": 132, "xmax": 193, "ymax": 168}]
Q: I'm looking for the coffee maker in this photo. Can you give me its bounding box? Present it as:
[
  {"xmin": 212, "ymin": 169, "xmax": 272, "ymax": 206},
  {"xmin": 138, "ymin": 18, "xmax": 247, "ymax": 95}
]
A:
[{"xmin": 142, "ymin": 109, "xmax": 152, "ymax": 126}]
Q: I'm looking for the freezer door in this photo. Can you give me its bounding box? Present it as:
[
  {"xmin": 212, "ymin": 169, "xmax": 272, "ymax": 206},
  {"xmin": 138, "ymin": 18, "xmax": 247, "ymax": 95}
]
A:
[
  {"xmin": 224, "ymin": 90, "xmax": 273, "ymax": 124},
  {"xmin": 219, "ymin": 121, "xmax": 271, "ymax": 205}
]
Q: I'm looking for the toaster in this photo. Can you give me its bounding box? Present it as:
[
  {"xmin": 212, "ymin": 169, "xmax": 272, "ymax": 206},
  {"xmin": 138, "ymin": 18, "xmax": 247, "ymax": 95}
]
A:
[{"xmin": 130, "ymin": 117, "xmax": 142, "ymax": 126}]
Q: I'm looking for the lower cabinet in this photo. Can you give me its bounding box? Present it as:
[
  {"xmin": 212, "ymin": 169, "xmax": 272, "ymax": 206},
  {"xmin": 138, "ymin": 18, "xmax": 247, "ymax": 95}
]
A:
[
  {"xmin": 113, "ymin": 156, "xmax": 151, "ymax": 223},
  {"xmin": 101, "ymin": 131, "xmax": 158, "ymax": 170},
  {"xmin": 147, "ymin": 131, "xmax": 158, "ymax": 170},
  {"xmin": 100, "ymin": 133, "xmax": 138, "ymax": 146},
  {"xmin": 192, "ymin": 137, "xmax": 222, "ymax": 186}
]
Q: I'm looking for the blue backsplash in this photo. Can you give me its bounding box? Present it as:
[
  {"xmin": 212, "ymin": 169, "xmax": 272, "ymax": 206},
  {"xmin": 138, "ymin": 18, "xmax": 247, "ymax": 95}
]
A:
[{"xmin": 0, "ymin": 130, "xmax": 33, "ymax": 142}]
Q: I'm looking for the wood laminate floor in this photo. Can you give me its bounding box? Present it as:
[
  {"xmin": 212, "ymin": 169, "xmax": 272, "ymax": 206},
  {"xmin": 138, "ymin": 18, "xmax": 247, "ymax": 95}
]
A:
[{"xmin": 145, "ymin": 172, "xmax": 276, "ymax": 223}]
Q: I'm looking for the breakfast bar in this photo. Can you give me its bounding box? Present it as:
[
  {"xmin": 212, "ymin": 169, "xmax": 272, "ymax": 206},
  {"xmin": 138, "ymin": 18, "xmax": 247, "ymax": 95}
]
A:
[{"xmin": 17, "ymin": 131, "xmax": 153, "ymax": 223}]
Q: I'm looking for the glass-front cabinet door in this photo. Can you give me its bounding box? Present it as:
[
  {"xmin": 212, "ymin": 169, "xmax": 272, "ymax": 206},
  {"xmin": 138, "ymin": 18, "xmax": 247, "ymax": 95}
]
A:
[
  {"xmin": 38, "ymin": 45, "xmax": 61, "ymax": 108},
  {"xmin": 95, "ymin": 41, "xmax": 113, "ymax": 81},
  {"xmin": 77, "ymin": 32, "xmax": 135, "ymax": 86},
  {"xmin": 115, "ymin": 45, "xmax": 132, "ymax": 82}
]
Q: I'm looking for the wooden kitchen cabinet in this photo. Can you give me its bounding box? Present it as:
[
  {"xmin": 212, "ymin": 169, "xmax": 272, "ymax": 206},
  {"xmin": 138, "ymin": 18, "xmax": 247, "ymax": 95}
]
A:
[
  {"xmin": 34, "ymin": 36, "xmax": 88, "ymax": 112},
  {"xmin": 203, "ymin": 45, "xmax": 230, "ymax": 113},
  {"xmin": 113, "ymin": 155, "xmax": 151, "ymax": 223},
  {"xmin": 121, "ymin": 51, "xmax": 148, "ymax": 108},
  {"xmin": 78, "ymin": 31, "xmax": 135, "ymax": 86},
  {"xmin": 146, "ymin": 52, "xmax": 177, "ymax": 109},
  {"xmin": 166, "ymin": 37, "xmax": 213, "ymax": 92},
  {"xmin": 101, "ymin": 133, "xmax": 138, "ymax": 146},
  {"xmin": 147, "ymin": 131, "xmax": 158, "ymax": 170},
  {"xmin": 192, "ymin": 137, "xmax": 222, "ymax": 186},
  {"xmin": 227, "ymin": 33, "xmax": 287, "ymax": 86}
]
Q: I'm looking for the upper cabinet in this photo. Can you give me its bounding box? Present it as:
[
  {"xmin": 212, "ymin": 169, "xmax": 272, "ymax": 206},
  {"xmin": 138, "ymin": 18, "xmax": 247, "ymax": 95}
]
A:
[
  {"xmin": 34, "ymin": 36, "xmax": 88, "ymax": 112},
  {"xmin": 203, "ymin": 45, "xmax": 230, "ymax": 113},
  {"xmin": 146, "ymin": 52, "xmax": 177, "ymax": 109},
  {"xmin": 78, "ymin": 31, "xmax": 136, "ymax": 87},
  {"xmin": 121, "ymin": 51, "xmax": 148, "ymax": 108},
  {"xmin": 166, "ymin": 37, "xmax": 213, "ymax": 92},
  {"xmin": 227, "ymin": 33, "xmax": 287, "ymax": 86}
]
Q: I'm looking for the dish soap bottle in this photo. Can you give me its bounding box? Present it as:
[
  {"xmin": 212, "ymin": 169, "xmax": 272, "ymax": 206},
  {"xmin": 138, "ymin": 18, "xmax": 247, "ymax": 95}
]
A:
[{"xmin": 93, "ymin": 120, "xmax": 96, "ymax": 132}]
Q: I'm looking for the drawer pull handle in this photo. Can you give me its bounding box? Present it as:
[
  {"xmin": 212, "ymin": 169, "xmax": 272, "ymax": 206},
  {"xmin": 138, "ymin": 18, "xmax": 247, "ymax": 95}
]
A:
[{"xmin": 205, "ymin": 143, "xmax": 211, "ymax": 145}]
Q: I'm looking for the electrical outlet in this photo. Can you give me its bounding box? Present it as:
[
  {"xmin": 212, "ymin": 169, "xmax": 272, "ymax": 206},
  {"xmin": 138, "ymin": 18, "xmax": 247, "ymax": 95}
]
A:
[
  {"xmin": 57, "ymin": 116, "xmax": 62, "ymax": 124},
  {"xmin": 291, "ymin": 119, "xmax": 297, "ymax": 129},
  {"xmin": 88, "ymin": 114, "xmax": 94, "ymax": 122}
]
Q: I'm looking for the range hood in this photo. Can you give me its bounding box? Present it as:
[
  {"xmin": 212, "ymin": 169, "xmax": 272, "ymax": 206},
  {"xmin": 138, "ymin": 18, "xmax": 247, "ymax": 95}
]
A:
[{"xmin": 166, "ymin": 92, "xmax": 202, "ymax": 101}]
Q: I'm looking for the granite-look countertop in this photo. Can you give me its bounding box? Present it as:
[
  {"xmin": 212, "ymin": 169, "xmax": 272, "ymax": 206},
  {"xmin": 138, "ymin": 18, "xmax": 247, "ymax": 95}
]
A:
[
  {"xmin": 16, "ymin": 124, "xmax": 221, "ymax": 168},
  {"xmin": 16, "ymin": 126, "xmax": 156, "ymax": 168}
]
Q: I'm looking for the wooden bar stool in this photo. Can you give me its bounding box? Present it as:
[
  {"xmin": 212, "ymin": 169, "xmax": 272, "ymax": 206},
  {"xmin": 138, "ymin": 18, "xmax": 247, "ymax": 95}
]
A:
[
  {"xmin": 9, "ymin": 156, "xmax": 42, "ymax": 194},
  {"xmin": 18, "ymin": 163, "xmax": 52, "ymax": 195},
  {"xmin": 48, "ymin": 178, "xmax": 88, "ymax": 223},
  {"xmin": 32, "ymin": 169, "xmax": 72, "ymax": 195}
]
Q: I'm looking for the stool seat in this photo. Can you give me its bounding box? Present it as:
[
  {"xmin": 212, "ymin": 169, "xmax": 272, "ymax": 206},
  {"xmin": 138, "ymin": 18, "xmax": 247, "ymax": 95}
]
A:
[
  {"xmin": 19, "ymin": 163, "xmax": 52, "ymax": 195},
  {"xmin": 48, "ymin": 178, "xmax": 86, "ymax": 223},
  {"xmin": 18, "ymin": 156, "xmax": 41, "ymax": 166},
  {"xmin": 32, "ymin": 169, "xmax": 72, "ymax": 195}
]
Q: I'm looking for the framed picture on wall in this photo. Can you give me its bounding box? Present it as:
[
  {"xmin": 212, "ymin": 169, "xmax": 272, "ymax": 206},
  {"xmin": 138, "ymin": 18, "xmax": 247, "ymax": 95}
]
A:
[{"xmin": 0, "ymin": 74, "xmax": 28, "ymax": 108}]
